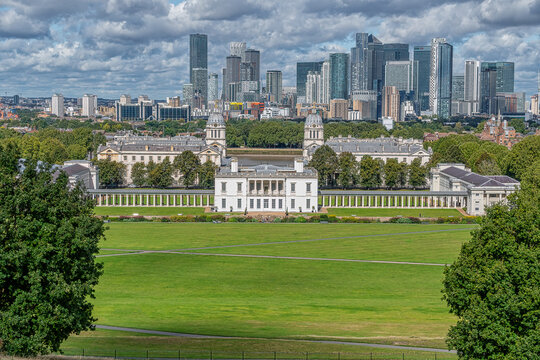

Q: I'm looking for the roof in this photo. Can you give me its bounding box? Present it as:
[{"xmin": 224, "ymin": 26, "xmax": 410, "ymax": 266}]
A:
[
  {"xmin": 217, "ymin": 163, "xmax": 317, "ymax": 178},
  {"xmin": 325, "ymin": 136, "xmax": 428, "ymax": 155},
  {"xmin": 207, "ymin": 112, "xmax": 225, "ymax": 126},
  {"xmin": 441, "ymin": 166, "xmax": 519, "ymax": 188},
  {"xmin": 97, "ymin": 135, "xmax": 206, "ymax": 153},
  {"xmin": 305, "ymin": 113, "xmax": 323, "ymax": 127}
]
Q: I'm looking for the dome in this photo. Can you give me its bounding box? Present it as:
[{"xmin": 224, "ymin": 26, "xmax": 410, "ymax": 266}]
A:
[
  {"xmin": 207, "ymin": 112, "xmax": 225, "ymax": 126},
  {"xmin": 305, "ymin": 113, "xmax": 323, "ymax": 127}
]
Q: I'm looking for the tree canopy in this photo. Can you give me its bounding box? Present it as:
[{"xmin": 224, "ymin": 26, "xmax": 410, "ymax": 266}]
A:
[
  {"xmin": 0, "ymin": 144, "xmax": 104, "ymax": 356},
  {"xmin": 442, "ymin": 165, "xmax": 540, "ymax": 358}
]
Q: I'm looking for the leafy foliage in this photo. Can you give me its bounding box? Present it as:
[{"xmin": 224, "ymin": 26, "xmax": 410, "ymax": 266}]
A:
[
  {"xmin": 337, "ymin": 152, "xmax": 358, "ymax": 188},
  {"xmin": 0, "ymin": 148, "xmax": 104, "ymax": 356},
  {"xmin": 408, "ymin": 158, "xmax": 427, "ymax": 189},
  {"xmin": 174, "ymin": 151, "xmax": 201, "ymax": 188},
  {"xmin": 359, "ymin": 156, "xmax": 383, "ymax": 189},
  {"xmin": 148, "ymin": 158, "xmax": 174, "ymax": 188},
  {"xmin": 198, "ymin": 160, "xmax": 218, "ymax": 189},
  {"xmin": 95, "ymin": 159, "xmax": 126, "ymax": 188},
  {"xmin": 308, "ymin": 145, "xmax": 338, "ymax": 187}
]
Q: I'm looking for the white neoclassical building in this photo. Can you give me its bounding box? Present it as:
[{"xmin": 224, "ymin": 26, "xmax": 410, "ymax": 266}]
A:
[
  {"xmin": 302, "ymin": 113, "xmax": 432, "ymax": 165},
  {"xmin": 97, "ymin": 112, "xmax": 227, "ymax": 183},
  {"xmin": 214, "ymin": 158, "xmax": 318, "ymax": 213},
  {"xmin": 430, "ymin": 163, "xmax": 520, "ymax": 216}
]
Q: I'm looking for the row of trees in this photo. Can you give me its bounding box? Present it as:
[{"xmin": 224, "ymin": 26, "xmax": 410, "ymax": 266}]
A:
[
  {"xmin": 308, "ymin": 145, "xmax": 427, "ymax": 189},
  {"xmin": 95, "ymin": 151, "xmax": 218, "ymax": 189}
]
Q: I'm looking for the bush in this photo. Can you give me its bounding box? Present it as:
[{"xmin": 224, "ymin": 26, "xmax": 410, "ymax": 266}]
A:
[
  {"xmin": 320, "ymin": 214, "xmax": 329, "ymax": 221},
  {"xmin": 273, "ymin": 217, "xmax": 282, "ymax": 223},
  {"xmin": 295, "ymin": 216, "xmax": 307, "ymax": 223},
  {"xmin": 228, "ymin": 217, "xmax": 239, "ymax": 222},
  {"xmin": 170, "ymin": 215, "xmax": 195, "ymax": 222},
  {"xmin": 210, "ymin": 214, "xmax": 226, "ymax": 222},
  {"xmin": 387, "ymin": 217, "xmax": 413, "ymax": 223},
  {"xmin": 339, "ymin": 216, "xmax": 358, "ymax": 223},
  {"xmin": 328, "ymin": 215, "xmax": 338, "ymax": 223},
  {"xmin": 307, "ymin": 215, "xmax": 320, "ymax": 223},
  {"xmin": 195, "ymin": 215, "xmax": 209, "ymax": 222}
]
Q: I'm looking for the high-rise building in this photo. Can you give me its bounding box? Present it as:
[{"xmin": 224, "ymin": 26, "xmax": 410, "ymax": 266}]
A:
[
  {"xmin": 243, "ymin": 49, "xmax": 260, "ymax": 82},
  {"xmin": 452, "ymin": 75, "xmax": 464, "ymax": 101},
  {"xmin": 464, "ymin": 60, "xmax": 481, "ymax": 114},
  {"xmin": 183, "ymin": 84, "xmax": 194, "ymax": 107},
  {"xmin": 82, "ymin": 94, "xmax": 97, "ymax": 117},
  {"xmin": 208, "ymin": 73, "xmax": 219, "ymax": 102},
  {"xmin": 190, "ymin": 34, "xmax": 208, "ymax": 108},
  {"xmin": 351, "ymin": 33, "xmax": 384, "ymax": 93},
  {"xmin": 480, "ymin": 68, "xmax": 498, "ymax": 114},
  {"xmin": 321, "ymin": 60, "xmax": 330, "ymax": 105},
  {"xmin": 429, "ymin": 38, "xmax": 453, "ymax": 118},
  {"xmin": 266, "ymin": 70, "xmax": 283, "ymax": 103},
  {"xmin": 306, "ymin": 71, "xmax": 322, "ymax": 104},
  {"xmin": 229, "ymin": 42, "xmax": 246, "ymax": 60},
  {"xmin": 13, "ymin": 95, "xmax": 19, "ymax": 105},
  {"xmin": 119, "ymin": 94, "xmax": 131, "ymax": 105},
  {"xmin": 383, "ymin": 43, "xmax": 409, "ymax": 62},
  {"xmin": 481, "ymin": 62, "xmax": 515, "ymax": 93},
  {"xmin": 51, "ymin": 93, "xmax": 64, "ymax": 118},
  {"xmin": 329, "ymin": 99, "xmax": 348, "ymax": 120},
  {"xmin": 225, "ymin": 55, "xmax": 241, "ymax": 101},
  {"xmin": 382, "ymin": 86, "xmax": 400, "ymax": 121},
  {"xmin": 329, "ymin": 53, "xmax": 349, "ymax": 100},
  {"xmin": 413, "ymin": 46, "xmax": 431, "ymax": 111},
  {"xmin": 296, "ymin": 61, "xmax": 324, "ymax": 103},
  {"xmin": 385, "ymin": 61, "xmax": 417, "ymax": 94}
]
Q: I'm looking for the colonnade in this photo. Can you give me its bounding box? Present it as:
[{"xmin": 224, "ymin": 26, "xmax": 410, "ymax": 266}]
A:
[{"xmin": 319, "ymin": 192, "xmax": 467, "ymax": 209}]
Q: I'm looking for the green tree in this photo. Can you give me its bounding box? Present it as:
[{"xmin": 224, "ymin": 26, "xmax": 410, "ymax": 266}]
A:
[
  {"xmin": 504, "ymin": 135, "xmax": 540, "ymax": 181},
  {"xmin": 308, "ymin": 145, "xmax": 338, "ymax": 186},
  {"xmin": 384, "ymin": 158, "xmax": 402, "ymax": 189},
  {"xmin": 509, "ymin": 118, "xmax": 526, "ymax": 134},
  {"xmin": 337, "ymin": 152, "xmax": 358, "ymax": 188},
  {"xmin": 442, "ymin": 166, "xmax": 540, "ymax": 359},
  {"xmin": 38, "ymin": 138, "xmax": 69, "ymax": 164},
  {"xmin": 198, "ymin": 160, "xmax": 218, "ymax": 189},
  {"xmin": 130, "ymin": 162, "xmax": 147, "ymax": 187},
  {"xmin": 66, "ymin": 144, "xmax": 88, "ymax": 160},
  {"xmin": 408, "ymin": 158, "xmax": 427, "ymax": 189},
  {"xmin": 473, "ymin": 152, "xmax": 501, "ymax": 175},
  {"xmin": 0, "ymin": 152, "xmax": 104, "ymax": 356},
  {"xmin": 95, "ymin": 159, "xmax": 125, "ymax": 188},
  {"xmin": 174, "ymin": 151, "xmax": 201, "ymax": 188},
  {"xmin": 359, "ymin": 156, "xmax": 383, "ymax": 189},
  {"xmin": 147, "ymin": 158, "xmax": 174, "ymax": 188},
  {"xmin": 397, "ymin": 161, "xmax": 408, "ymax": 188}
]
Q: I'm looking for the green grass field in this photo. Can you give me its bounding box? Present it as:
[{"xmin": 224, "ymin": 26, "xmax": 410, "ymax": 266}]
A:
[
  {"xmin": 94, "ymin": 206, "xmax": 207, "ymax": 216},
  {"xmin": 326, "ymin": 208, "xmax": 463, "ymax": 218},
  {"xmin": 61, "ymin": 223, "xmax": 474, "ymax": 358}
]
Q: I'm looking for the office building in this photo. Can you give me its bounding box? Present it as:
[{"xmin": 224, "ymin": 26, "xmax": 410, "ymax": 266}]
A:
[
  {"xmin": 321, "ymin": 60, "xmax": 330, "ymax": 104},
  {"xmin": 329, "ymin": 99, "xmax": 348, "ymax": 120},
  {"xmin": 51, "ymin": 94, "xmax": 64, "ymax": 118},
  {"xmin": 480, "ymin": 67, "xmax": 498, "ymax": 114},
  {"xmin": 119, "ymin": 94, "xmax": 131, "ymax": 105},
  {"xmin": 351, "ymin": 90, "xmax": 377, "ymax": 120},
  {"xmin": 306, "ymin": 71, "xmax": 322, "ymax": 104},
  {"xmin": 243, "ymin": 49, "xmax": 260, "ymax": 83},
  {"xmin": 208, "ymin": 73, "xmax": 219, "ymax": 102},
  {"xmin": 464, "ymin": 60, "xmax": 481, "ymax": 114},
  {"xmin": 452, "ymin": 75, "xmax": 464, "ymax": 101},
  {"xmin": 382, "ymin": 86, "xmax": 400, "ymax": 121},
  {"xmin": 296, "ymin": 61, "xmax": 324, "ymax": 103},
  {"xmin": 82, "ymin": 94, "xmax": 97, "ymax": 117},
  {"xmin": 413, "ymin": 46, "xmax": 431, "ymax": 110},
  {"xmin": 225, "ymin": 55, "xmax": 241, "ymax": 101},
  {"xmin": 192, "ymin": 68, "xmax": 208, "ymax": 108},
  {"xmin": 230, "ymin": 42, "xmax": 246, "ymax": 60},
  {"xmin": 266, "ymin": 70, "xmax": 283, "ymax": 103},
  {"xmin": 329, "ymin": 53, "xmax": 349, "ymax": 100},
  {"xmin": 383, "ymin": 43, "xmax": 409, "ymax": 62},
  {"xmin": 385, "ymin": 61, "xmax": 417, "ymax": 94},
  {"xmin": 189, "ymin": 34, "xmax": 207, "ymax": 84},
  {"xmin": 183, "ymin": 83, "xmax": 194, "ymax": 107},
  {"xmin": 429, "ymin": 38, "xmax": 453, "ymax": 118},
  {"xmin": 481, "ymin": 62, "xmax": 514, "ymax": 93}
]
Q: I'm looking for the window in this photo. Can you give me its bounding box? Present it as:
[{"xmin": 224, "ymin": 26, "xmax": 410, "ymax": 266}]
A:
[
  {"xmin": 307, "ymin": 199, "xmax": 311, "ymax": 209},
  {"xmin": 132, "ymin": 156, "xmax": 136, "ymax": 161},
  {"xmin": 256, "ymin": 182, "xmax": 261, "ymax": 191},
  {"xmin": 291, "ymin": 183, "xmax": 296, "ymax": 193},
  {"xmin": 140, "ymin": 156, "xmax": 145, "ymax": 161},
  {"xmin": 272, "ymin": 199, "xmax": 276, "ymax": 209},
  {"xmin": 237, "ymin": 182, "xmax": 242, "ymax": 192},
  {"xmin": 278, "ymin": 199, "xmax": 283, "ymax": 209},
  {"xmin": 271, "ymin": 182, "xmax": 276, "ymax": 191},
  {"xmin": 221, "ymin": 182, "xmax": 226, "ymax": 193},
  {"xmin": 263, "ymin": 199, "xmax": 269, "ymax": 208},
  {"xmin": 250, "ymin": 199, "xmax": 254, "ymax": 209},
  {"xmin": 278, "ymin": 182, "xmax": 283, "ymax": 191},
  {"xmin": 123, "ymin": 156, "xmax": 127, "ymax": 161},
  {"xmin": 306, "ymin": 183, "xmax": 311, "ymax": 192},
  {"xmin": 291, "ymin": 199, "xmax": 295, "ymax": 208},
  {"xmin": 158, "ymin": 156, "xmax": 161, "ymax": 161},
  {"xmin": 250, "ymin": 182, "xmax": 255, "ymax": 191},
  {"xmin": 257, "ymin": 199, "xmax": 261, "ymax": 209},
  {"xmin": 149, "ymin": 156, "xmax": 153, "ymax": 161},
  {"xmin": 237, "ymin": 199, "xmax": 242, "ymax": 209},
  {"xmin": 221, "ymin": 198, "xmax": 226, "ymax": 209}
]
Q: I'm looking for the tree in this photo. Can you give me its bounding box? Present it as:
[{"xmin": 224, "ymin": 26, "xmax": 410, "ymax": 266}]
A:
[
  {"xmin": 95, "ymin": 159, "xmax": 125, "ymax": 188},
  {"xmin": 408, "ymin": 158, "xmax": 427, "ymax": 189},
  {"xmin": 509, "ymin": 118, "xmax": 526, "ymax": 134},
  {"xmin": 308, "ymin": 145, "xmax": 338, "ymax": 187},
  {"xmin": 38, "ymin": 138, "xmax": 69, "ymax": 164},
  {"xmin": 473, "ymin": 152, "xmax": 501, "ymax": 175},
  {"xmin": 384, "ymin": 158, "xmax": 401, "ymax": 189},
  {"xmin": 131, "ymin": 162, "xmax": 147, "ymax": 187},
  {"xmin": 0, "ymin": 151, "xmax": 104, "ymax": 356},
  {"xmin": 337, "ymin": 152, "xmax": 358, "ymax": 188},
  {"xmin": 442, "ymin": 165, "xmax": 540, "ymax": 359},
  {"xmin": 174, "ymin": 151, "xmax": 201, "ymax": 188},
  {"xmin": 504, "ymin": 135, "xmax": 540, "ymax": 181},
  {"xmin": 359, "ymin": 156, "xmax": 383, "ymax": 189},
  {"xmin": 198, "ymin": 160, "xmax": 218, "ymax": 189},
  {"xmin": 147, "ymin": 158, "xmax": 174, "ymax": 188},
  {"xmin": 66, "ymin": 144, "xmax": 88, "ymax": 160},
  {"xmin": 396, "ymin": 161, "xmax": 408, "ymax": 188}
]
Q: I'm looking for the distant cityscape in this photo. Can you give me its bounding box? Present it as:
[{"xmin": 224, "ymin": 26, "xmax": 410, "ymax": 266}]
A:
[{"xmin": 1, "ymin": 32, "xmax": 540, "ymax": 125}]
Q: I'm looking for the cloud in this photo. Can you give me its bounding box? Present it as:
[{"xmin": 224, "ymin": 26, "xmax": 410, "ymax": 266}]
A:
[{"xmin": 0, "ymin": 0, "xmax": 538, "ymax": 99}]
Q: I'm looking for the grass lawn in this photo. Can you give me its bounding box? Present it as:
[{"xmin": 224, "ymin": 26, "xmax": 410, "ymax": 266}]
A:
[
  {"xmin": 91, "ymin": 254, "xmax": 455, "ymax": 348},
  {"xmin": 61, "ymin": 329, "xmax": 456, "ymax": 359},
  {"xmin": 326, "ymin": 208, "xmax": 463, "ymax": 218},
  {"xmin": 100, "ymin": 223, "xmax": 476, "ymax": 252},
  {"xmin": 94, "ymin": 206, "xmax": 206, "ymax": 216}
]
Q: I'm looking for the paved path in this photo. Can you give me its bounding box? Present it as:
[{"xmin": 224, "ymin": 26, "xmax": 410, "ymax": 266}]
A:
[
  {"xmin": 167, "ymin": 252, "xmax": 447, "ymax": 266},
  {"xmin": 95, "ymin": 325, "xmax": 456, "ymax": 354}
]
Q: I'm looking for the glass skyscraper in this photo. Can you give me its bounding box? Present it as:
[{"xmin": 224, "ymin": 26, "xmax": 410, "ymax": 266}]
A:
[
  {"xmin": 383, "ymin": 44, "xmax": 410, "ymax": 62},
  {"xmin": 481, "ymin": 62, "xmax": 514, "ymax": 93},
  {"xmin": 329, "ymin": 53, "xmax": 349, "ymax": 100},
  {"xmin": 429, "ymin": 38, "xmax": 453, "ymax": 119},
  {"xmin": 296, "ymin": 62, "xmax": 324, "ymax": 102},
  {"xmin": 413, "ymin": 46, "xmax": 431, "ymax": 111},
  {"xmin": 452, "ymin": 75, "xmax": 464, "ymax": 101},
  {"xmin": 189, "ymin": 34, "xmax": 208, "ymax": 107}
]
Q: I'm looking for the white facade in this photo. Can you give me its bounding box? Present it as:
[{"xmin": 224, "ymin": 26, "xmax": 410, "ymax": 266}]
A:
[
  {"xmin": 215, "ymin": 158, "xmax": 318, "ymax": 213},
  {"xmin": 82, "ymin": 94, "xmax": 97, "ymax": 117},
  {"xmin": 464, "ymin": 60, "xmax": 480, "ymax": 114},
  {"xmin": 430, "ymin": 163, "xmax": 520, "ymax": 216},
  {"xmin": 51, "ymin": 93, "xmax": 64, "ymax": 117}
]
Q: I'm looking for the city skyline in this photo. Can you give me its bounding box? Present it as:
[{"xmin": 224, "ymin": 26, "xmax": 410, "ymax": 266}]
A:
[{"xmin": 0, "ymin": 0, "xmax": 539, "ymax": 99}]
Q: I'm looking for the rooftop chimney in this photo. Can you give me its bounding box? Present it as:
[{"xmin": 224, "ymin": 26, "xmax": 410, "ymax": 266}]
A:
[{"xmin": 294, "ymin": 158, "xmax": 304, "ymax": 173}]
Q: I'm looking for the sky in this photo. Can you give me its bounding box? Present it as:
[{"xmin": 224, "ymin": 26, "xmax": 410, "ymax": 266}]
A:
[{"xmin": 0, "ymin": 0, "xmax": 539, "ymax": 100}]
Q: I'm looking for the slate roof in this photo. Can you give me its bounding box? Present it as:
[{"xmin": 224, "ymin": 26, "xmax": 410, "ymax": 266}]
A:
[
  {"xmin": 325, "ymin": 136, "xmax": 429, "ymax": 155},
  {"xmin": 441, "ymin": 166, "xmax": 519, "ymax": 188},
  {"xmin": 97, "ymin": 135, "xmax": 206, "ymax": 153}
]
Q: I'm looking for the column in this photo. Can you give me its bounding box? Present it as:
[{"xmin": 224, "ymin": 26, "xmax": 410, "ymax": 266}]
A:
[{"xmin": 200, "ymin": 195, "xmax": 203, "ymax": 206}]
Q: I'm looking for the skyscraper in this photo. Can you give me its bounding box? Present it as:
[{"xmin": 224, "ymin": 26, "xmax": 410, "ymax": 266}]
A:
[
  {"xmin": 464, "ymin": 60, "xmax": 481, "ymax": 104},
  {"xmin": 266, "ymin": 70, "xmax": 282, "ymax": 103},
  {"xmin": 413, "ymin": 46, "xmax": 431, "ymax": 111},
  {"xmin": 329, "ymin": 53, "xmax": 349, "ymax": 100},
  {"xmin": 321, "ymin": 60, "xmax": 330, "ymax": 104},
  {"xmin": 306, "ymin": 71, "xmax": 322, "ymax": 104},
  {"xmin": 243, "ymin": 49, "xmax": 260, "ymax": 84},
  {"xmin": 229, "ymin": 42, "xmax": 246, "ymax": 60},
  {"xmin": 481, "ymin": 62, "xmax": 515, "ymax": 93},
  {"xmin": 296, "ymin": 61, "xmax": 324, "ymax": 103},
  {"xmin": 82, "ymin": 94, "xmax": 97, "ymax": 117},
  {"xmin": 189, "ymin": 34, "xmax": 208, "ymax": 107},
  {"xmin": 385, "ymin": 61, "xmax": 417, "ymax": 94},
  {"xmin": 351, "ymin": 33, "xmax": 384, "ymax": 92},
  {"xmin": 208, "ymin": 73, "xmax": 219, "ymax": 102},
  {"xmin": 480, "ymin": 68, "xmax": 498, "ymax": 114},
  {"xmin": 183, "ymin": 84, "xmax": 193, "ymax": 108},
  {"xmin": 225, "ymin": 55, "xmax": 241, "ymax": 101},
  {"xmin": 383, "ymin": 43, "xmax": 410, "ymax": 62},
  {"xmin": 51, "ymin": 93, "xmax": 64, "ymax": 118},
  {"xmin": 382, "ymin": 86, "xmax": 400, "ymax": 121},
  {"xmin": 429, "ymin": 38, "xmax": 453, "ymax": 118},
  {"xmin": 452, "ymin": 75, "xmax": 464, "ymax": 101}
]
